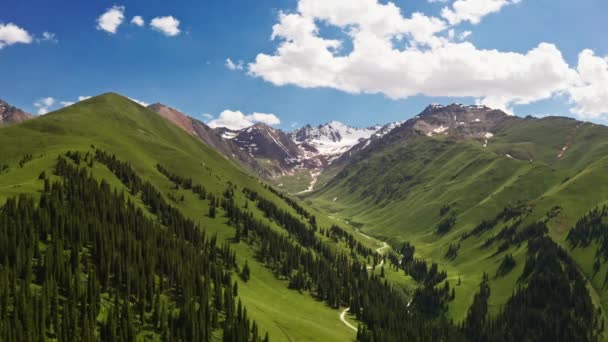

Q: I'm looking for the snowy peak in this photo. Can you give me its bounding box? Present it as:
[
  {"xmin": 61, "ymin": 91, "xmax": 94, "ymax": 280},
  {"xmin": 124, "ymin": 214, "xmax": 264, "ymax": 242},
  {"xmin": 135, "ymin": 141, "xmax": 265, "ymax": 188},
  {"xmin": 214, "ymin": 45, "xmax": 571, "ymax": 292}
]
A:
[
  {"xmin": 289, "ymin": 121, "xmax": 380, "ymax": 157},
  {"xmin": 204, "ymin": 103, "xmax": 514, "ymax": 183},
  {"xmin": 372, "ymin": 120, "xmax": 406, "ymax": 139}
]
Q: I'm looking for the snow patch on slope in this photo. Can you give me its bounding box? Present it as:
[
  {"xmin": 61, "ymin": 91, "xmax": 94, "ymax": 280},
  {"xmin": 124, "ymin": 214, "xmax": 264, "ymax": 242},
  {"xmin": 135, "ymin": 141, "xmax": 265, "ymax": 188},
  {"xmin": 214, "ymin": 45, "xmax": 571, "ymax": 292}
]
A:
[{"xmin": 292, "ymin": 121, "xmax": 380, "ymax": 157}]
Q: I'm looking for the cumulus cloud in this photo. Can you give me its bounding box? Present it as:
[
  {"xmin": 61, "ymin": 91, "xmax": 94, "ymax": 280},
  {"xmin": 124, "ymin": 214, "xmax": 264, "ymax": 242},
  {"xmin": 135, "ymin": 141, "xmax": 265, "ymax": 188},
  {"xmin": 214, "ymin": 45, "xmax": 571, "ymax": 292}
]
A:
[
  {"xmin": 60, "ymin": 96, "xmax": 92, "ymax": 108},
  {"xmin": 225, "ymin": 58, "xmax": 244, "ymax": 71},
  {"xmin": 248, "ymin": 0, "xmax": 608, "ymax": 118},
  {"xmin": 568, "ymin": 50, "xmax": 608, "ymax": 118},
  {"xmin": 131, "ymin": 16, "xmax": 144, "ymax": 27},
  {"xmin": 459, "ymin": 30, "xmax": 472, "ymax": 40},
  {"xmin": 34, "ymin": 97, "xmax": 55, "ymax": 115},
  {"xmin": 249, "ymin": 0, "xmax": 574, "ymax": 114},
  {"xmin": 441, "ymin": 0, "xmax": 521, "ymax": 25},
  {"xmin": 0, "ymin": 23, "xmax": 33, "ymax": 49},
  {"xmin": 128, "ymin": 97, "xmax": 149, "ymax": 107},
  {"xmin": 97, "ymin": 5, "xmax": 125, "ymax": 34},
  {"xmin": 150, "ymin": 16, "xmax": 181, "ymax": 36},
  {"xmin": 208, "ymin": 110, "xmax": 281, "ymax": 130}
]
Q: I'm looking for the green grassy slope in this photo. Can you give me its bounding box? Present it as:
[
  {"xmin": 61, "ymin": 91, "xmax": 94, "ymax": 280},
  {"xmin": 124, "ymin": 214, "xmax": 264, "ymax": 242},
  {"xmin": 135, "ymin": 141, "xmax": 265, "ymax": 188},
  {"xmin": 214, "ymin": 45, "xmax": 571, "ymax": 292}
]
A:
[
  {"xmin": 308, "ymin": 118, "xmax": 608, "ymax": 323},
  {"xmin": 0, "ymin": 93, "xmax": 357, "ymax": 341}
]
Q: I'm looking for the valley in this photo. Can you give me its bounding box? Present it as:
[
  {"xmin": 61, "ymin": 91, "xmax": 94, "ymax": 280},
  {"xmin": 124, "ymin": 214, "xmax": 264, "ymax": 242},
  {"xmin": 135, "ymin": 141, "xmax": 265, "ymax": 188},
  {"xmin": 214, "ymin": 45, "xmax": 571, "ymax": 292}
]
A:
[{"xmin": 1, "ymin": 94, "xmax": 607, "ymax": 341}]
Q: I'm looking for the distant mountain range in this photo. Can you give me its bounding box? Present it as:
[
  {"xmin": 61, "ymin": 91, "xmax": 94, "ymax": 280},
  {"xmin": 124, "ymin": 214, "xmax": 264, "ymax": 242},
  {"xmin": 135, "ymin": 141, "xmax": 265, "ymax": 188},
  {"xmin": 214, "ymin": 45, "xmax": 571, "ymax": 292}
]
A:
[
  {"xmin": 147, "ymin": 102, "xmax": 400, "ymax": 191},
  {"xmin": 0, "ymin": 97, "xmax": 592, "ymax": 195},
  {"xmin": 0, "ymin": 99, "xmax": 33, "ymax": 125},
  {"xmin": 2, "ymin": 93, "xmax": 608, "ymax": 340}
]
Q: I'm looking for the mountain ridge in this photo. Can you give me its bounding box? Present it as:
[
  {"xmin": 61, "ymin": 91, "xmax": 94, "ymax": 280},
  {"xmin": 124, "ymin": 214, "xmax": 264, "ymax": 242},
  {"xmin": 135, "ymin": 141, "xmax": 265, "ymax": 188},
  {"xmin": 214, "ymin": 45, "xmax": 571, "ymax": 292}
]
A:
[
  {"xmin": 0, "ymin": 99, "xmax": 33, "ymax": 125},
  {"xmin": 1, "ymin": 92, "xmax": 607, "ymax": 340},
  {"xmin": 147, "ymin": 102, "xmax": 273, "ymax": 178}
]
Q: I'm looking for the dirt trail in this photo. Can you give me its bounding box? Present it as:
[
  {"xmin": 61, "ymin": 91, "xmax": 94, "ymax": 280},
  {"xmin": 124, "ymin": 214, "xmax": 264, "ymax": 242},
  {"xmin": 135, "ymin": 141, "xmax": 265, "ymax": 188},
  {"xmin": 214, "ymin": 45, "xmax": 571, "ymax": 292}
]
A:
[
  {"xmin": 339, "ymin": 308, "xmax": 358, "ymax": 331},
  {"xmin": 343, "ymin": 239, "xmax": 390, "ymax": 330}
]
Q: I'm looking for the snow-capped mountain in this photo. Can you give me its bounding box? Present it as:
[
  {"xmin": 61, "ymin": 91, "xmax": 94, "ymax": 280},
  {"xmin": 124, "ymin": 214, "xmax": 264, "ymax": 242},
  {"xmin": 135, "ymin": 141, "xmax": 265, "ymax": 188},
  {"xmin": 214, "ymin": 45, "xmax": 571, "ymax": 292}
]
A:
[
  {"xmin": 216, "ymin": 121, "xmax": 389, "ymax": 177},
  {"xmin": 289, "ymin": 121, "xmax": 381, "ymax": 160},
  {"xmin": 204, "ymin": 104, "xmax": 513, "ymax": 193},
  {"xmin": 147, "ymin": 103, "xmax": 272, "ymax": 178},
  {"xmin": 231, "ymin": 124, "xmax": 303, "ymax": 170}
]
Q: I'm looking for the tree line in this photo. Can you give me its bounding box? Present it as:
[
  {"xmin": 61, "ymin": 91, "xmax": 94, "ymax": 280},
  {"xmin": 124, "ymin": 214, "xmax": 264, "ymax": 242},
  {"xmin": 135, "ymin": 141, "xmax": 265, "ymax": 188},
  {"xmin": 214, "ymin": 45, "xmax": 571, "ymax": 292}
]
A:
[
  {"xmin": 0, "ymin": 151, "xmax": 266, "ymax": 341},
  {"xmin": 157, "ymin": 164, "xmax": 463, "ymax": 341}
]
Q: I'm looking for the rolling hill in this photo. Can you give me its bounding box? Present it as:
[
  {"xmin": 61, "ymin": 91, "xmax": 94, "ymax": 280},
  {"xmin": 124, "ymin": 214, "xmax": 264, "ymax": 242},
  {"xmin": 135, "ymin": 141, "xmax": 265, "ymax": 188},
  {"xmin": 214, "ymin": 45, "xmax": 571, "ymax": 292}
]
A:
[
  {"xmin": 0, "ymin": 99, "xmax": 33, "ymax": 125},
  {"xmin": 307, "ymin": 104, "xmax": 608, "ymax": 328},
  {"xmin": 1, "ymin": 94, "xmax": 605, "ymax": 341},
  {"xmin": 0, "ymin": 93, "xmax": 387, "ymax": 341}
]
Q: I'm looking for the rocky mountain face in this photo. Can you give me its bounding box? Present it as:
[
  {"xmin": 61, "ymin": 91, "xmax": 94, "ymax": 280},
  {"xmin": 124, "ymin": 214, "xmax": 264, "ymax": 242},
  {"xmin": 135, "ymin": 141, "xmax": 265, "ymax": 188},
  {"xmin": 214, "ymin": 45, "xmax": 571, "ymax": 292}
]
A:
[
  {"xmin": 231, "ymin": 124, "xmax": 304, "ymax": 172},
  {"xmin": 217, "ymin": 121, "xmax": 384, "ymax": 183},
  {"xmin": 0, "ymin": 99, "xmax": 33, "ymax": 125},
  {"xmin": 328, "ymin": 104, "xmax": 514, "ymax": 177},
  {"xmin": 151, "ymin": 102, "xmax": 518, "ymax": 193},
  {"xmin": 412, "ymin": 103, "xmax": 515, "ymax": 139},
  {"xmin": 148, "ymin": 103, "xmax": 197, "ymax": 135},
  {"xmin": 289, "ymin": 121, "xmax": 380, "ymax": 164},
  {"xmin": 147, "ymin": 103, "xmax": 272, "ymax": 178}
]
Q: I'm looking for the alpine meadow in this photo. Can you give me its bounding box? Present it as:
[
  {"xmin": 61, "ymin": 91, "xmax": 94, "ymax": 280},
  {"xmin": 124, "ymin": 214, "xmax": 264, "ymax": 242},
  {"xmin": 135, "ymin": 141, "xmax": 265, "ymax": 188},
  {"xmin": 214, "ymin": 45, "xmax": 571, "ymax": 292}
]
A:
[{"xmin": 2, "ymin": 0, "xmax": 608, "ymax": 341}]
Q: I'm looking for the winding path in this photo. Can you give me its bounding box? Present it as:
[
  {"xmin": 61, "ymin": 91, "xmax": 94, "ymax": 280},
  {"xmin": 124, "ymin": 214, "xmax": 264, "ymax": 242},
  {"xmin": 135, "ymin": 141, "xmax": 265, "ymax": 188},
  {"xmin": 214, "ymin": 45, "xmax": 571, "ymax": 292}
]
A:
[
  {"xmin": 340, "ymin": 308, "xmax": 358, "ymax": 331},
  {"xmin": 342, "ymin": 238, "xmax": 390, "ymax": 331}
]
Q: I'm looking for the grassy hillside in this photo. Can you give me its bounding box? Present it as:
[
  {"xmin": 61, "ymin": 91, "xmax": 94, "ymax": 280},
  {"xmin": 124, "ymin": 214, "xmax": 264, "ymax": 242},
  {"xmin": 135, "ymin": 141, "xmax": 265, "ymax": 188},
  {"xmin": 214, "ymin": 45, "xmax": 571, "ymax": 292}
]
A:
[
  {"xmin": 308, "ymin": 117, "xmax": 608, "ymax": 325},
  {"xmin": 2, "ymin": 94, "xmax": 605, "ymax": 340},
  {"xmin": 0, "ymin": 93, "xmax": 362, "ymax": 341}
]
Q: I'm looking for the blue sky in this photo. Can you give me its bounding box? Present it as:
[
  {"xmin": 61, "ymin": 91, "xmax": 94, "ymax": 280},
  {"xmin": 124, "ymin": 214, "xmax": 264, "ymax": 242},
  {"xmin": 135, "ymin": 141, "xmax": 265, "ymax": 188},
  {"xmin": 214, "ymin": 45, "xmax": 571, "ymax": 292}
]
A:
[{"xmin": 1, "ymin": 0, "xmax": 607, "ymax": 129}]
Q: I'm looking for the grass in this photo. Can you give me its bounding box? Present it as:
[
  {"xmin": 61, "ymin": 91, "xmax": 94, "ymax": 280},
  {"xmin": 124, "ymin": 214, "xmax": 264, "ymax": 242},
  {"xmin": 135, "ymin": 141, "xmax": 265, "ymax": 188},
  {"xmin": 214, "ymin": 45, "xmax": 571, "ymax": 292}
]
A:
[
  {"xmin": 5, "ymin": 93, "xmax": 607, "ymax": 338},
  {"xmin": 0, "ymin": 93, "xmax": 358, "ymax": 341},
  {"xmin": 308, "ymin": 120, "xmax": 608, "ymax": 324}
]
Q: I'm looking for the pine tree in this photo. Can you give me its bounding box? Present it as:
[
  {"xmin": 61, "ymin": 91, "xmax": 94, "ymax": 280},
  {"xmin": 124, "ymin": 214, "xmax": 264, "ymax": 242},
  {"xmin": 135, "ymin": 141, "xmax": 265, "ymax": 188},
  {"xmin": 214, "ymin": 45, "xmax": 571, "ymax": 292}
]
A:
[{"xmin": 240, "ymin": 261, "xmax": 251, "ymax": 282}]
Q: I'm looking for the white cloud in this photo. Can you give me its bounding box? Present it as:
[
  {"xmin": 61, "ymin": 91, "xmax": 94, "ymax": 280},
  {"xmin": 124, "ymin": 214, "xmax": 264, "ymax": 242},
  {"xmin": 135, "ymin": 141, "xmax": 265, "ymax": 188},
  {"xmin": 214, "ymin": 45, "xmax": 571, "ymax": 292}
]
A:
[
  {"xmin": 150, "ymin": 16, "xmax": 181, "ymax": 37},
  {"xmin": 459, "ymin": 30, "xmax": 472, "ymax": 40},
  {"xmin": 202, "ymin": 113, "xmax": 214, "ymax": 119},
  {"xmin": 249, "ymin": 112, "xmax": 281, "ymax": 125},
  {"xmin": 128, "ymin": 97, "xmax": 149, "ymax": 107},
  {"xmin": 54, "ymin": 95, "xmax": 91, "ymax": 109},
  {"xmin": 225, "ymin": 58, "xmax": 244, "ymax": 71},
  {"xmin": 97, "ymin": 5, "xmax": 125, "ymax": 34},
  {"xmin": 293, "ymin": 0, "xmax": 448, "ymax": 48},
  {"xmin": 250, "ymin": 1, "xmax": 575, "ymax": 114},
  {"xmin": 34, "ymin": 97, "xmax": 55, "ymax": 115},
  {"xmin": 441, "ymin": 0, "xmax": 522, "ymax": 25},
  {"xmin": 568, "ymin": 50, "xmax": 608, "ymax": 118},
  {"xmin": 249, "ymin": 0, "xmax": 608, "ymax": 117},
  {"xmin": 131, "ymin": 16, "xmax": 144, "ymax": 27},
  {"xmin": 0, "ymin": 23, "xmax": 33, "ymax": 49},
  {"xmin": 208, "ymin": 110, "xmax": 281, "ymax": 130},
  {"xmin": 39, "ymin": 31, "xmax": 58, "ymax": 43}
]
